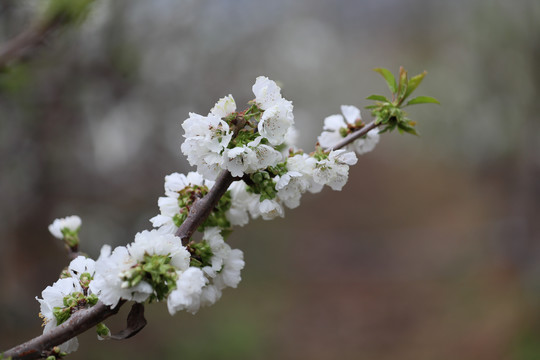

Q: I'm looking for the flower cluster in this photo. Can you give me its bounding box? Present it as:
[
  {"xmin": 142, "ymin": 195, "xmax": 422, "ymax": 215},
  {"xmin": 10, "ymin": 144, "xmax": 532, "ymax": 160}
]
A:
[
  {"xmin": 48, "ymin": 215, "xmax": 82, "ymax": 248},
  {"xmin": 181, "ymin": 77, "xmax": 294, "ymax": 180},
  {"xmin": 38, "ymin": 77, "xmax": 382, "ymax": 354},
  {"xmin": 87, "ymin": 227, "xmax": 245, "ymax": 315},
  {"xmin": 318, "ymin": 105, "xmax": 380, "ymax": 154},
  {"xmin": 37, "ymin": 256, "xmax": 97, "ymax": 354},
  {"xmin": 172, "ymin": 78, "xmax": 375, "ymax": 227}
]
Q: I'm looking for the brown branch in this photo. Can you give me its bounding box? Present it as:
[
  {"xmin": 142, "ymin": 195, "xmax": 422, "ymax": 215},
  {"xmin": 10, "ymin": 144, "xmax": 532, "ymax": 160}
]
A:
[
  {"xmin": 326, "ymin": 120, "xmax": 379, "ymax": 151},
  {"xmin": 175, "ymin": 170, "xmax": 235, "ymax": 245},
  {"xmin": 2, "ymin": 301, "xmax": 123, "ymax": 360},
  {"xmin": 2, "ymin": 116, "xmax": 375, "ymax": 359},
  {"xmin": 2, "ymin": 171, "xmax": 237, "ymax": 359},
  {"xmin": 0, "ymin": 20, "xmax": 62, "ymax": 71}
]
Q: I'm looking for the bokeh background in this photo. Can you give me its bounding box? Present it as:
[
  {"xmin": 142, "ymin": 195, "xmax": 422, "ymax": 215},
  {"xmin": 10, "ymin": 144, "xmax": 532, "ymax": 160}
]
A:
[{"xmin": 1, "ymin": 0, "xmax": 539, "ymax": 359}]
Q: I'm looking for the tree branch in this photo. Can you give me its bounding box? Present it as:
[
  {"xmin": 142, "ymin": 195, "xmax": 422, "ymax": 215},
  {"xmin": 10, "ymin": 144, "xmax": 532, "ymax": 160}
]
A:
[
  {"xmin": 2, "ymin": 118, "xmax": 376, "ymax": 359},
  {"xmin": 2, "ymin": 301, "xmax": 123, "ymax": 360},
  {"xmin": 175, "ymin": 170, "xmax": 235, "ymax": 245},
  {"xmin": 326, "ymin": 120, "xmax": 379, "ymax": 151},
  {"xmin": 2, "ymin": 171, "xmax": 237, "ymax": 359},
  {"xmin": 0, "ymin": 20, "xmax": 62, "ymax": 71}
]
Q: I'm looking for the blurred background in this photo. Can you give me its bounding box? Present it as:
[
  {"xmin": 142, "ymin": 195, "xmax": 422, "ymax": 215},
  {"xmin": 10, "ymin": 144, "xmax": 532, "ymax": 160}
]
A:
[{"xmin": 1, "ymin": 0, "xmax": 539, "ymax": 359}]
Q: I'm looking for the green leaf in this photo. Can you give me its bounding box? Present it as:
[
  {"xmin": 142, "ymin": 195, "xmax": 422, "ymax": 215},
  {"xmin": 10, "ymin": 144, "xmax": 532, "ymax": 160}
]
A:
[
  {"xmin": 373, "ymin": 68, "xmax": 397, "ymax": 94},
  {"xmin": 404, "ymin": 71, "xmax": 427, "ymax": 100},
  {"xmin": 397, "ymin": 122, "xmax": 419, "ymax": 136},
  {"xmin": 397, "ymin": 66, "xmax": 408, "ymax": 101},
  {"xmin": 366, "ymin": 94, "xmax": 389, "ymax": 102},
  {"xmin": 406, "ymin": 96, "xmax": 440, "ymax": 106},
  {"xmin": 364, "ymin": 105, "xmax": 379, "ymax": 109}
]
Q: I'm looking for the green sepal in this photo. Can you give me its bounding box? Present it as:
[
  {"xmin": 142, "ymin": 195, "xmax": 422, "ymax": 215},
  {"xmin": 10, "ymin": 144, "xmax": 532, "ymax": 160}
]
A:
[
  {"xmin": 188, "ymin": 241, "xmax": 214, "ymax": 268},
  {"xmin": 79, "ymin": 272, "xmax": 93, "ymax": 288},
  {"xmin": 53, "ymin": 306, "xmax": 72, "ymax": 325},
  {"xmin": 201, "ymin": 190, "xmax": 232, "ymax": 231},
  {"xmin": 406, "ymin": 96, "xmax": 440, "ymax": 106},
  {"xmin": 61, "ymin": 227, "xmax": 80, "ymax": 248},
  {"xmin": 120, "ymin": 253, "xmax": 179, "ymax": 302},
  {"xmin": 246, "ymin": 171, "xmax": 277, "ymax": 201},
  {"xmin": 268, "ymin": 162, "xmax": 288, "ymax": 177},
  {"xmin": 173, "ymin": 213, "xmax": 186, "ymax": 227},
  {"xmin": 373, "ymin": 68, "xmax": 398, "ymax": 93},
  {"xmin": 87, "ymin": 293, "xmax": 99, "ymax": 306},
  {"xmin": 230, "ymin": 129, "xmax": 259, "ymax": 147}
]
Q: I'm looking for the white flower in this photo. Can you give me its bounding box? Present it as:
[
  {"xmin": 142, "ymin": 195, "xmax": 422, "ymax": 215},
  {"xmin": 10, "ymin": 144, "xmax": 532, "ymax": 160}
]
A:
[
  {"xmin": 157, "ymin": 196, "xmax": 180, "ymax": 218},
  {"xmin": 151, "ymin": 172, "xmax": 212, "ymax": 235},
  {"xmin": 223, "ymin": 136, "xmax": 283, "ymax": 177},
  {"xmin": 203, "ymin": 228, "xmax": 245, "ymax": 290},
  {"xmin": 200, "ymin": 284, "xmax": 222, "ymax": 307},
  {"xmin": 353, "ymin": 128, "xmax": 380, "ymax": 155},
  {"xmin": 180, "ymin": 95, "xmax": 236, "ymax": 178},
  {"xmin": 283, "ymin": 126, "xmax": 298, "ymax": 152},
  {"xmin": 252, "ymin": 76, "xmax": 283, "ymax": 110},
  {"xmin": 89, "ymin": 245, "xmax": 153, "ymax": 308},
  {"xmin": 312, "ymin": 149, "xmax": 358, "ymax": 191},
  {"xmin": 68, "ymin": 256, "xmax": 96, "ymax": 280},
  {"xmin": 201, "ymin": 227, "xmax": 229, "ymax": 278},
  {"xmin": 249, "ymin": 142, "xmax": 284, "ymax": 172},
  {"xmin": 149, "ymin": 214, "xmax": 177, "ymax": 235},
  {"xmin": 252, "ymin": 77, "xmax": 294, "ymax": 146},
  {"xmin": 318, "ymin": 105, "xmax": 380, "ymax": 155},
  {"xmin": 37, "ymin": 278, "xmax": 81, "ymax": 324},
  {"xmin": 226, "ymin": 181, "xmax": 251, "ymax": 227},
  {"xmin": 48, "ymin": 215, "xmax": 81, "ymax": 239},
  {"xmin": 91, "ymin": 230, "xmax": 190, "ymax": 308},
  {"xmin": 223, "ymin": 145, "xmax": 252, "ymax": 177},
  {"xmin": 164, "ymin": 172, "xmax": 207, "ymax": 197},
  {"xmin": 259, "ymin": 199, "xmax": 285, "ymax": 220},
  {"xmin": 317, "ymin": 114, "xmax": 346, "ymax": 149},
  {"xmin": 214, "ymin": 248, "xmax": 244, "ymax": 290},
  {"xmin": 200, "ymin": 227, "xmax": 245, "ymax": 306},
  {"xmin": 341, "ymin": 105, "xmax": 361, "ymax": 126},
  {"xmin": 287, "ymin": 154, "xmax": 324, "ymax": 194},
  {"xmin": 182, "ymin": 112, "xmax": 232, "ymax": 153},
  {"xmin": 167, "ymin": 267, "xmax": 207, "ymax": 315},
  {"xmin": 36, "ymin": 277, "xmax": 82, "ymax": 354},
  {"xmin": 210, "ymin": 94, "xmax": 236, "ymax": 119},
  {"xmin": 181, "ymin": 111, "xmax": 233, "ymax": 180},
  {"xmin": 128, "ymin": 230, "xmax": 190, "ymax": 271},
  {"xmin": 275, "ymin": 171, "xmax": 310, "ymax": 209},
  {"xmin": 258, "ymin": 99, "xmax": 294, "ymax": 146},
  {"xmin": 167, "ymin": 227, "xmax": 246, "ymax": 315},
  {"xmin": 249, "ymin": 198, "xmax": 284, "ymax": 220}
]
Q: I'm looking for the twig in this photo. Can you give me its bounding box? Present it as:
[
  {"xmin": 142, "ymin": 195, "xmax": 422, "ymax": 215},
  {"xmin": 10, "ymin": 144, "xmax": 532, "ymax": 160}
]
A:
[
  {"xmin": 2, "ymin": 119, "xmax": 377, "ymax": 359},
  {"xmin": 2, "ymin": 301, "xmax": 123, "ymax": 360},
  {"xmin": 2, "ymin": 171, "xmax": 237, "ymax": 359},
  {"xmin": 326, "ymin": 120, "xmax": 379, "ymax": 151},
  {"xmin": 0, "ymin": 20, "xmax": 62, "ymax": 71},
  {"xmin": 175, "ymin": 170, "xmax": 235, "ymax": 246}
]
